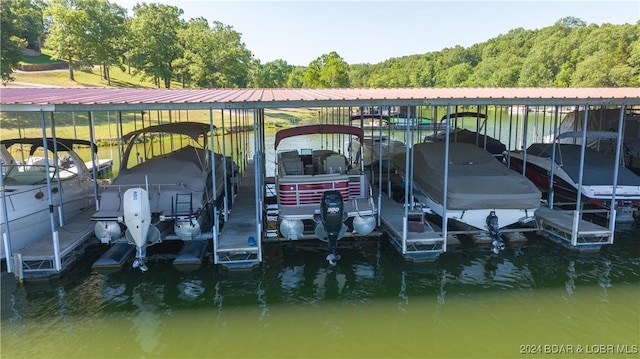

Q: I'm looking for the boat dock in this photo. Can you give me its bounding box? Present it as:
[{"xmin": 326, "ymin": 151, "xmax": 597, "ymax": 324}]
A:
[
  {"xmin": 535, "ymin": 206, "xmax": 613, "ymax": 252},
  {"xmin": 12, "ymin": 209, "xmax": 97, "ymax": 281},
  {"xmin": 215, "ymin": 160, "xmax": 261, "ymax": 271},
  {"xmin": 376, "ymin": 189, "xmax": 453, "ymax": 262},
  {"xmin": 85, "ymin": 158, "xmax": 113, "ymax": 178}
]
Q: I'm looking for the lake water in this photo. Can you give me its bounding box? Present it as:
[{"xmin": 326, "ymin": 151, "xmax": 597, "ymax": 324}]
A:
[
  {"xmin": 2, "ymin": 121, "xmax": 639, "ymax": 358},
  {"xmin": 1, "ymin": 226, "xmax": 639, "ymax": 358}
]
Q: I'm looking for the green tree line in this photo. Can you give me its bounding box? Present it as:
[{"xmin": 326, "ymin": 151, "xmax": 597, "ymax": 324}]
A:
[{"xmin": 2, "ymin": 0, "xmax": 639, "ymax": 88}]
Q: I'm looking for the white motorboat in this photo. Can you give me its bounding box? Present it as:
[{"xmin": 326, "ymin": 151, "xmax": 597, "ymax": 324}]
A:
[
  {"xmin": 0, "ymin": 138, "xmax": 96, "ymax": 259},
  {"xmin": 347, "ymin": 134, "xmax": 406, "ymax": 170},
  {"xmin": 392, "ymin": 142, "xmax": 541, "ymax": 252},
  {"xmin": 508, "ymin": 131, "xmax": 640, "ymax": 223},
  {"xmin": 91, "ymin": 122, "xmax": 234, "ymax": 271},
  {"xmin": 547, "ymin": 109, "xmax": 640, "ymax": 175},
  {"xmin": 275, "ymin": 124, "xmax": 377, "ymax": 265}
]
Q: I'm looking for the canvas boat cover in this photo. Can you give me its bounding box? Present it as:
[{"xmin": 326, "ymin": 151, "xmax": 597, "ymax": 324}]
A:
[
  {"xmin": 112, "ymin": 145, "xmax": 214, "ymax": 191},
  {"xmin": 526, "ymin": 143, "xmax": 640, "ymax": 186},
  {"xmin": 425, "ymin": 128, "xmax": 506, "ymax": 157},
  {"xmin": 393, "ymin": 142, "xmax": 541, "ymax": 210}
]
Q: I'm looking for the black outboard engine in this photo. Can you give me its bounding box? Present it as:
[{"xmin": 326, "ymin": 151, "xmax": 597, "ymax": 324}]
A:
[
  {"xmin": 486, "ymin": 210, "xmax": 505, "ymax": 254},
  {"xmin": 321, "ymin": 190, "xmax": 344, "ymax": 265}
]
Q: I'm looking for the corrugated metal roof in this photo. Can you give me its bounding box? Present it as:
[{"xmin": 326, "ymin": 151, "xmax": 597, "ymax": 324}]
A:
[{"xmin": 1, "ymin": 87, "xmax": 639, "ymax": 112}]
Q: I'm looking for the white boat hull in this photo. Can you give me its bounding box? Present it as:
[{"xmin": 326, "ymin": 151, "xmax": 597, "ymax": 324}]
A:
[
  {"xmin": 419, "ymin": 193, "xmax": 536, "ymax": 231},
  {"xmin": 0, "ymin": 183, "xmax": 94, "ymax": 259}
]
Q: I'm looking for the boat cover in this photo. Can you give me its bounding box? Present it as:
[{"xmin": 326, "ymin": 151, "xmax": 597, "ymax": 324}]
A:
[
  {"xmin": 393, "ymin": 142, "xmax": 541, "ymax": 210},
  {"xmin": 526, "ymin": 143, "xmax": 640, "ymax": 186},
  {"xmin": 113, "ymin": 145, "xmax": 210, "ymax": 191},
  {"xmin": 425, "ymin": 128, "xmax": 506, "ymax": 157}
]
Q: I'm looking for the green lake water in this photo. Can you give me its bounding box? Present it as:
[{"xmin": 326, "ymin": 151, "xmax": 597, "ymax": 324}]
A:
[
  {"xmin": 2, "ymin": 118, "xmax": 639, "ymax": 358},
  {"xmin": 2, "ymin": 227, "xmax": 639, "ymax": 358}
]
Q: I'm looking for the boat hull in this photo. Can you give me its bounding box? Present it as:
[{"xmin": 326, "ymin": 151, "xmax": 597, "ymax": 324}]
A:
[
  {"xmin": 507, "ymin": 144, "xmax": 640, "ymax": 222},
  {"xmin": 0, "ymin": 183, "xmax": 94, "ymax": 259}
]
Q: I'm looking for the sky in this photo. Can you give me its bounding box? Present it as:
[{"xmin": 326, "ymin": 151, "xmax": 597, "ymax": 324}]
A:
[{"xmin": 111, "ymin": 1, "xmax": 640, "ymax": 66}]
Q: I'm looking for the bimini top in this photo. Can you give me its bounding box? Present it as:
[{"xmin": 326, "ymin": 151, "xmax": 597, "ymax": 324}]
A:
[
  {"xmin": 274, "ymin": 124, "xmax": 364, "ymax": 149},
  {"xmin": 0, "ymin": 137, "xmax": 97, "ymax": 154},
  {"xmin": 440, "ymin": 111, "xmax": 487, "ymax": 121},
  {"xmin": 121, "ymin": 122, "xmax": 215, "ymax": 143}
]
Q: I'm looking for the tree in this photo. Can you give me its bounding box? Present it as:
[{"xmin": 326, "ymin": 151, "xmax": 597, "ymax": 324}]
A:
[
  {"xmin": 303, "ymin": 51, "xmax": 350, "ymax": 88},
  {"xmin": 7, "ymin": 0, "xmax": 45, "ymax": 52},
  {"xmin": 286, "ymin": 67, "xmax": 306, "ymax": 87},
  {"xmin": 248, "ymin": 59, "xmax": 294, "ymax": 88},
  {"xmin": 45, "ymin": 0, "xmax": 92, "ymax": 81},
  {"xmin": 128, "ymin": 3, "xmax": 184, "ymax": 88},
  {"xmin": 1, "ymin": 0, "xmax": 28, "ymax": 83},
  {"xmin": 82, "ymin": 0, "xmax": 128, "ymax": 85},
  {"xmin": 177, "ymin": 18, "xmax": 252, "ymax": 88}
]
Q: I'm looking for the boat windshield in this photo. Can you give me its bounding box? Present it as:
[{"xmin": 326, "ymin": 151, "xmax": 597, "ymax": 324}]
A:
[{"xmin": 2, "ymin": 147, "xmax": 80, "ymax": 185}]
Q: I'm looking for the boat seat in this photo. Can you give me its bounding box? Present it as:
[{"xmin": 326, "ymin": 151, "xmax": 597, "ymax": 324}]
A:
[
  {"xmin": 282, "ymin": 158, "xmax": 304, "ymax": 175},
  {"xmin": 324, "ymin": 154, "xmax": 347, "ymax": 174}
]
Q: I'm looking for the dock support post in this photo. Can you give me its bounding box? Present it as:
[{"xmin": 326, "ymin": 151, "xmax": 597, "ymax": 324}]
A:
[
  {"xmin": 3, "ymin": 232, "xmax": 12, "ymax": 273},
  {"xmin": 53, "ymin": 231, "xmax": 62, "ymax": 271},
  {"xmin": 14, "ymin": 253, "xmax": 23, "ymax": 281}
]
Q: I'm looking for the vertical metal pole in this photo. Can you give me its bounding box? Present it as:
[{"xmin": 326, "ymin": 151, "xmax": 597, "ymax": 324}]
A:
[
  {"xmin": 49, "ymin": 112, "xmax": 65, "ymax": 227},
  {"xmin": 209, "ymin": 108, "xmax": 219, "ymax": 264},
  {"xmin": 117, "ymin": 111, "xmax": 124, "ymax": 169},
  {"xmin": 41, "ymin": 111, "xmax": 62, "ymax": 271},
  {"xmin": 221, "ymin": 110, "xmax": 229, "ymax": 222},
  {"xmin": 607, "ymin": 106, "xmax": 625, "ymax": 242},
  {"xmin": 0, "ymin": 162, "xmax": 13, "ymax": 273},
  {"xmin": 254, "ymin": 108, "xmax": 263, "ymax": 262},
  {"xmin": 442, "ymin": 105, "xmax": 451, "ymax": 253},
  {"xmin": 229, "ymin": 110, "xmax": 236, "ymax": 202},
  {"xmin": 572, "ymin": 106, "xmax": 590, "ymax": 246},
  {"xmin": 401, "ymin": 106, "xmax": 412, "ymax": 255},
  {"xmin": 88, "ymin": 112, "xmax": 100, "ymax": 211},
  {"xmin": 521, "ymin": 108, "xmax": 529, "ymax": 177},
  {"xmin": 548, "ymin": 107, "xmax": 560, "ymax": 209}
]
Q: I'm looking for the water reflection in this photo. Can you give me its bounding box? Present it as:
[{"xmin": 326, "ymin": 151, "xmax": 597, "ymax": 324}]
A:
[
  {"xmin": 1, "ymin": 231, "xmax": 639, "ymax": 358},
  {"xmin": 131, "ymin": 282, "xmax": 163, "ymax": 354}
]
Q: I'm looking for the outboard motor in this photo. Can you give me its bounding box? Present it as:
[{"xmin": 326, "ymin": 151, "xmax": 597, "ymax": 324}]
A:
[
  {"xmin": 486, "ymin": 210, "xmax": 505, "ymax": 254},
  {"xmin": 321, "ymin": 190, "xmax": 344, "ymax": 265},
  {"xmin": 123, "ymin": 187, "xmax": 160, "ymax": 271}
]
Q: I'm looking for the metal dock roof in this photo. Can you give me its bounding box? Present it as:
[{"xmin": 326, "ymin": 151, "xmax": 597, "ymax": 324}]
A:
[{"xmin": 1, "ymin": 87, "xmax": 639, "ymax": 112}]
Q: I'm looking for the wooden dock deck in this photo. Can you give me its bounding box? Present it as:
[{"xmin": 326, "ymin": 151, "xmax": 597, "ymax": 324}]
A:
[
  {"xmin": 535, "ymin": 206, "xmax": 613, "ymax": 252},
  {"xmin": 13, "ymin": 209, "xmax": 97, "ymax": 281},
  {"xmin": 376, "ymin": 190, "xmax": 449, "ymax": 262},
  {"xmin": 216, "ymin": 161, "xmax": 261, "ymax": 271}
]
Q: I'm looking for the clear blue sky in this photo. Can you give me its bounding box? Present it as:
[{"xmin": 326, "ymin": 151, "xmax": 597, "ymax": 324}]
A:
[{"xmin": 112, "ymin": 1, "xmax": 640, "ymax": 66}]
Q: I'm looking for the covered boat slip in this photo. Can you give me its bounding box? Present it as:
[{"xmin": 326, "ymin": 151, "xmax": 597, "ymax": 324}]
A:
[
  {"xmin": 1, "ymin": 88, "xmax": 639, "ymax": 274},
  {"xmin": 12, "ymin": 210, "xmax": 96, "ymax": 281},
  {"xmin": 375, "ymin": 187, "xmax": 450, "ymax": 262},
  {"xmin": 525, "ymin": 142, "xmax": 640, "ymax": 191},
  {"xmin": 400, "ymin": 142, "xmax": 541, "ymax": 211},
  {"xmin": 534, "ymin": 206, "xmax": 613, "ymax": 252},
  {"xmin": 216, "ymin": 159, "xmax": 261, "ymax": 270}
]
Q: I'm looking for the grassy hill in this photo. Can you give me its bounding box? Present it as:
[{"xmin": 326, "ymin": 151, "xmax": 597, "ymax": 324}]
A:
[{"xmin": 2, "ymin": 60, "xmax": 319, "ymax": 141}]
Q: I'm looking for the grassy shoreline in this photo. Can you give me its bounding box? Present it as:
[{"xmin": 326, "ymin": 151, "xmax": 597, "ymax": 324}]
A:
[
  {"xmin": 2, "ymin": 64, "xmax": 321, "ymax": 140},
  {"xmin": 1, "ymin": 107, "xmax": 320, "ymax": 142}
]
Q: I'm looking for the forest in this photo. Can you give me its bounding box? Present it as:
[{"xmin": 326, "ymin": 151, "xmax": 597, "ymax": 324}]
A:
[{"xmin": 2, "ymin": 0, "xmax": 639, "ymax": 88}]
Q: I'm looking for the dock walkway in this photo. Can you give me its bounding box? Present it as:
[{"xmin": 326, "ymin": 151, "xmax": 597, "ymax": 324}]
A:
[
  {"xmin": 13, "ymin": 209, "xmax": 96, "ymax": 281},
  {"xmin": 216, "ymin": 160, "xmax": 261, "ymax": 270},
  {"xmin": 535, "ymin": 206, "xmax": 612, "ymax": 251},
  {"xmin": 376, "ymin": 189, "xmax": 447, "ymax": 262}
]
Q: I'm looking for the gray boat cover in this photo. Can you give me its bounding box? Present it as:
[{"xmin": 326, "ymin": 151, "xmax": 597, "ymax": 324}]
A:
[
  {"xmin": 393, "ymin": 142, "xmax": 541, "ymax": 210},
  {"xmin": 113, "ymin": 145, "xmax": 211, "ymax": 191},
  {"xmin": 526, "ymin": 143, "xmax": 640, "ymax": 186}
]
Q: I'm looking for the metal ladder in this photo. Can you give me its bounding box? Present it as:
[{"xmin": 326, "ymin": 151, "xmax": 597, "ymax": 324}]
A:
[{"xmin": 173, "ymin": 192, "xmax": 194, "ymax": 219}]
